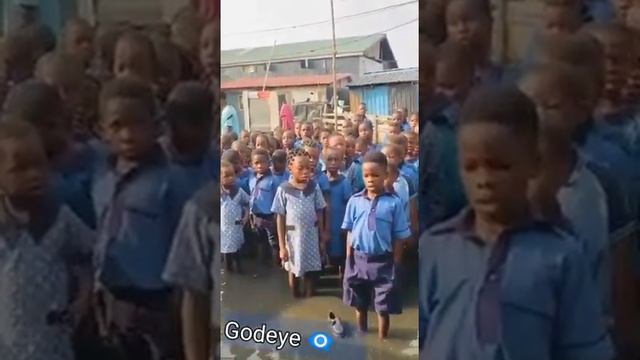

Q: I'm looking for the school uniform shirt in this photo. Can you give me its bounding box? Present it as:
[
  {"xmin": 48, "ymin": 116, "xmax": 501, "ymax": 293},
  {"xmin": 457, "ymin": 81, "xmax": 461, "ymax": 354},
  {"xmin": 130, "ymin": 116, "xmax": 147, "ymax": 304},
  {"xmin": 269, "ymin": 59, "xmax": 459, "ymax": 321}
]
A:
[
  {"xmin": 327, "ymin": 175, "xmax": 352, "ymax": 258},
  {"xmin": 314, "ymin": 169, "xmax": 330, "ymax": 193},
  {"xmin": 161, "ymin": 138, "xmax": 218, "ymax": 200},
  {"xmin": 249, "ymin": 171, "xmax": 279, "ymax": 216},
  {"xmin": 271, "ymin": 181, "xmax": 327, "ymax": 277},
  {"xmin": 402, "ymin": 121, "xmax": 412, "ymax": 132},
  {"xmin": 221, "ymin": 186, "xmax": 249, "ymax": 253},
  {"xmin": 236, "ymin": 168, "xmax": 252, "ymax": 194},
  {"xmin": 345, "ymin": 156, "xmax": 365, "ymax": 193},
  {"xmin": 271, "ymin": 169, "xmax": 290, "ymax": 186},
  {"xmin": 399, "ymin": 161, "xmax": 419, "ymax": 190},
  {"xmin": 420, "ymin": 105, "xmax": 467, "ymax": 233},
  {"xmin": 341, "ymin": 190, "xmax": 411, "ymax": 255},
  {"xmin": 393, "ymin": 174, "xmax": 414, "ymax": 228},
  {"xmin": 557, "ymin": 155, "xmax": 611, "ymax": 317},
  {"xmin": 0, "ymin": 197, "xmax": 94, "ymax": 360},
  {"xmin": 163, "ymin": 182, "xmax": 220, "ymax": 330},
  {"xmin": 92, "ymin": 148, "xmax": 191, "ymax": 290},
  {"xmin": 419, "ymin": 209, "xmax": 613, "ymax": 360}
]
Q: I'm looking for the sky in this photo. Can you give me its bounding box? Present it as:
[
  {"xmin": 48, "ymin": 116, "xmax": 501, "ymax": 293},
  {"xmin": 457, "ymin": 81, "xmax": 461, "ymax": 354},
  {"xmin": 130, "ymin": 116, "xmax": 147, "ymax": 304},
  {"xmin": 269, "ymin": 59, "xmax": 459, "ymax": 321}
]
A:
[{"xmin": 221, "ymin": 0, "xmax": 418, "ymax": 68}]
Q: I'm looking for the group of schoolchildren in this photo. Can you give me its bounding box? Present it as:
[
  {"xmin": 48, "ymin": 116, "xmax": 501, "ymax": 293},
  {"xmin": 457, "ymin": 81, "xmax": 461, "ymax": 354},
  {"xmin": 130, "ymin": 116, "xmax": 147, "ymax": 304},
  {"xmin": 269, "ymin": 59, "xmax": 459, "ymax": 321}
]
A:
[
  {"xmin": 421, "ymin": 0, "xmax": 640, "ymax": 358},
  {"xmin": 0, "ymin": 5, "xmax": 218, "ymax": 360},
  {"xmin": 220, "ymin": 104, "xmax": 419, "ymax": 339}
]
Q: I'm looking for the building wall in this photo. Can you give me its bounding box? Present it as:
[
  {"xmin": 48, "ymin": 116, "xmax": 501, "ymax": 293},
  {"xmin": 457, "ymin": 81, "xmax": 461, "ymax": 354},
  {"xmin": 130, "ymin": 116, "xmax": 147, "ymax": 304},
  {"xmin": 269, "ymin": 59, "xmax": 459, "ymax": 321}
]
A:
[
  {"xmin": 389, "ymin": 82, "xmax": 418, "ymax": 114},
  {"xmin": 222, "ymin": 56, "xmax": 381, "ymax": 82}
]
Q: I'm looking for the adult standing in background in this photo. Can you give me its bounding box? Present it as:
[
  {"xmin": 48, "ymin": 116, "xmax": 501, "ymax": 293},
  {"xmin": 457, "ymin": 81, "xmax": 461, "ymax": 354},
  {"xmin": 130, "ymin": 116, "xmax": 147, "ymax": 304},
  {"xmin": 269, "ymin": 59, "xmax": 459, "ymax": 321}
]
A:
[
  {"xmin": 280, "ymin": 101, "xmax": 295, "ymax": 131},
  {"xmin": 221, "ymin": 92, "xmax": 241, "ymax": 135}
]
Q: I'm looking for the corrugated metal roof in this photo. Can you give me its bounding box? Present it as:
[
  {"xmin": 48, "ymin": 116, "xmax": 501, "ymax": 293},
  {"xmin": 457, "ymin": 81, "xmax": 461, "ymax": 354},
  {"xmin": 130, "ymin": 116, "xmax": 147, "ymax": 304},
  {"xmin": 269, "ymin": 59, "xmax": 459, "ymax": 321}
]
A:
[
  {"xmin": 221, "ymin": 73, "xmax": 351, "ymax": 90},
  {"xmin": 347, "ymin": 67, "xmax": 418, "ymax": 87},
  {"xmin": 221, "ymin": 34, "xmax": 387, "ymax": 67}
]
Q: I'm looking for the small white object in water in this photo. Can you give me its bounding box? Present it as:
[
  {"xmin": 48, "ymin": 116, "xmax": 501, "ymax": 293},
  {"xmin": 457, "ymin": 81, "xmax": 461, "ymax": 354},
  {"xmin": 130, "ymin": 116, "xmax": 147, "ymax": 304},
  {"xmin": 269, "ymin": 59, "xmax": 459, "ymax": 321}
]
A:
[{"xmin": 328, "ymin": 311, "xmax": 344, "ymax": 337}]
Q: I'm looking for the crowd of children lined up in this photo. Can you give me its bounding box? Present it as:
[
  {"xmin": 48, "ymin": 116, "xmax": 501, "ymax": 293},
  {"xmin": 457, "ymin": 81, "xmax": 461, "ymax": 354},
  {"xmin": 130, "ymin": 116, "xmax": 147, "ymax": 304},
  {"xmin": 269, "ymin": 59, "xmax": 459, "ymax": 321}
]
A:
[
  {"xmin": 420, "ymin": 0, "xmax": 640, "ymax": 358},
  {"xmin": 220, "ymin": 103, "xmax": 419, "ymax": 339},
  {"xmin": 0, "ymin": 4, "xmax": 218, "ymax": 360}
]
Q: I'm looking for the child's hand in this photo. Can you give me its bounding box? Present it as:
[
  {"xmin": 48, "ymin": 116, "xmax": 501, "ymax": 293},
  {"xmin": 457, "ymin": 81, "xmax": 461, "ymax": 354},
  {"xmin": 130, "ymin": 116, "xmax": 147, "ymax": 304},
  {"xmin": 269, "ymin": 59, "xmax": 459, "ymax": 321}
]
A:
[{"xmin": 280, "ymin": 248, "xmax": 289, "ymax": 262}]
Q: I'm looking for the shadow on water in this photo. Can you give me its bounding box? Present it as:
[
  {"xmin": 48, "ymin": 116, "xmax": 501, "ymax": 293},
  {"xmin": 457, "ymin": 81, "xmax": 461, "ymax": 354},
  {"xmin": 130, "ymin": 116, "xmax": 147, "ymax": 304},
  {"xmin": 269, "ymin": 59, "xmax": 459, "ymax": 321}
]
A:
[{"xmin": 220, "ymin": 258, "xmax": 419, "ymax": 360}]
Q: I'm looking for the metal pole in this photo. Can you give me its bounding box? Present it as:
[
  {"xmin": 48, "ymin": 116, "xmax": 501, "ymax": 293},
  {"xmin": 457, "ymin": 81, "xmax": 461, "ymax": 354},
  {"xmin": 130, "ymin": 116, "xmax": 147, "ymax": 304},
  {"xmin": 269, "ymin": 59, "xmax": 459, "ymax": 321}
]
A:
[
  {"xmin": 330, "ymin": 0, "xmax": 338, "ymax": 127},
  {"xmin": 262, "ymin": 40, "xmax": 277, "ymax": 92}
]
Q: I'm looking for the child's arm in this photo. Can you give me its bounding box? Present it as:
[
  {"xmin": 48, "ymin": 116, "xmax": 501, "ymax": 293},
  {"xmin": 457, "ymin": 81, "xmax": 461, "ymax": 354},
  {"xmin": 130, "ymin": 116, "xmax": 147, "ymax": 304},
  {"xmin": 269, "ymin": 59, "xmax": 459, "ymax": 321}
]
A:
[
  {"xmin": 182, "ymin": 290, "xmax": 212, "ymax": 360},
  {"xmin": 346, "ymin": 231, "xmax": 353, "ymax": 259},
  {"xmin": 271, "ymin": 187, "xmax": 288, "ymax": 261},
  {"xmin": 391, "ymin": 202, "xmax": 413, "ymax": 264},
  {"xmin": 409, "ymin": 196, "xmax": 419, "ymax": 244}
]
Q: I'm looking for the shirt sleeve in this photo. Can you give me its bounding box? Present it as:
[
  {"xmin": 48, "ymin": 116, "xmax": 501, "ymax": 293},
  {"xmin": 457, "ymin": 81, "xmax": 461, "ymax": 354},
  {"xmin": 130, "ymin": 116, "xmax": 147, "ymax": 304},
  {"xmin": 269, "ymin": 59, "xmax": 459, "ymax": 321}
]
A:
[
  {"xmin": 554, "ymin": 246, "xmax": 614, "ymax": 360},
  {"xmin": 271, "ymin": 187, "xmax": 286, "ymax": 215},
  {"xmin": 315, "ymin": 184, "xmax": 327, "ymax": 210},
  {"xmin": 392, "ymin": 199, "xmax": 412, "ymax": 241},
  {"xmin": 341, "ymin": 197, "xmax": 355, "ymax": 231},
  {"xmin": 163, "ymin": 200, "xmax": 213, "ymax": 293},
  {"xmin": 61, "ymin": 209, "xmax": 96, "ymax": 266},
  {"xmin": 342, "ymin": 181, "xmax": 353, "ymax": 203},
  {"xmin": 239, "ymin": 189, "xmax": 250, "ymax": 208}
]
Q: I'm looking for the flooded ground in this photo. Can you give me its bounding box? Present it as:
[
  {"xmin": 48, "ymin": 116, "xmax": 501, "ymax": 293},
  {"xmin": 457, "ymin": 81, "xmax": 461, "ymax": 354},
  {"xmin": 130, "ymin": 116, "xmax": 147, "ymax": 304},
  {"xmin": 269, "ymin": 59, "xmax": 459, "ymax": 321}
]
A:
[{"xmin": 220, "ymin": 258, "xmax": 419, "ymax": 360}]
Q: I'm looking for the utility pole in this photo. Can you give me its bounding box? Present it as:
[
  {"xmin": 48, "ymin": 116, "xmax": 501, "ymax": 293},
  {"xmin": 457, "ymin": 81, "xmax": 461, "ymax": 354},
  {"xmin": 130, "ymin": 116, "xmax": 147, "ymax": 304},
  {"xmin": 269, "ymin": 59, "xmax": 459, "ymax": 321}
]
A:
[{"xmin": 330, "ymin": 0, "xmax": 338, "ymax": 127}]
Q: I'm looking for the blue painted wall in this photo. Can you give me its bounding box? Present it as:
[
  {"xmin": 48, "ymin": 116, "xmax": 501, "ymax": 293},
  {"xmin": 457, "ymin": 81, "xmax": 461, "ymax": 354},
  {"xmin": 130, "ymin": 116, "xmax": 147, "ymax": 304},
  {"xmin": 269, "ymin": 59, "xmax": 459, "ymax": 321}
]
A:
[{"xmin": 361, "ymin": 85, "xmax": 389, "ymax": 116}]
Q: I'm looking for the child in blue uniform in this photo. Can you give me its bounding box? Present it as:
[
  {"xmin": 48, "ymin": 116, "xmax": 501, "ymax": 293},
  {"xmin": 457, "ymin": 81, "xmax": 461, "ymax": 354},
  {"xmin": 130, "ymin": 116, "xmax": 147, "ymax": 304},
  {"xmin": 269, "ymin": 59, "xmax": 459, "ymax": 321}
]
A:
[
  {"xmin": 92, "ymin": 78, "xmax": 188, "ymax": 359},
  {"xmin": 403, "ymin": 131, "xmax": 419, "ymax": 170},
  {"xmin": 272, "ymin": 149, "xmax": 327, "ymax": 298},
  {"xmin": 163, "ymin": 82, "xmax": 217, "ymax": 199},
  {"xmin": 295, "ymin": 122, "xmax": 314, "ymax": 149},
  {"xmin": 420, "ymin": 86, "xmax": 612, "ymax": 359},
  {"xmin": 324, "ymin": 147, "xmax": 352, "ymax": 278},
  {"xmin": 357, "ymin": 121, "xmax": 377, "ymax": 153},
  {"xmin": 221, "ymin": 161, "xmax": 249, "ymax": 273},
  {"xmin": 282, "ymin": 129, "xmax": 296, "ymax": 152},
  {"xmin": 387, "ymin": 134, "xmax": 418, "ymax": 191},
  {"xmin": 382, "ymin": 144, "xmax": 416, "ymax": 235},
  {"xmin": 342, "ymin": 151, "xmax": 411, "ymax": 339},
  {"xmin": 249, "ymin": 148, "xmax": 281, "ymax": 265},
  {"xmin": 271, "ymin": 149, "xmax": 290, "ymax": 186},
  {"xmin": 255, "ymin": 134, "xmax": 272, "ymax": 152}
]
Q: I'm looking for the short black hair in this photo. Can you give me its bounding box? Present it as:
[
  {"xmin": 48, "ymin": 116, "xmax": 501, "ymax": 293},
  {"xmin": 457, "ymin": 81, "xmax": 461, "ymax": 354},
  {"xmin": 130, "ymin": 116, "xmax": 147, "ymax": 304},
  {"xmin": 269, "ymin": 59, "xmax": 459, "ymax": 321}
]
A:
[
  {"xmin": 220, "ymin": 160, "xmax": 235, "ymax": 174},
  {"xmin": 251, "ymin": 148, "xmax": 270, "ymax": 159},
  {"xmin": 166, "ymin": 81, "xmax": 213, "ymax": 127},
  {"xmin": 115, "ymin": 31, "xmax": 158, "ymax": 75},
  {"xmin": 460, "ymin": 85, "xmax": 538, "ymax": 143},
  {"xmin": 221, "ymin": 149, "xmax": 241, "ymax": 165},
  {"xmin": 287, "ymin": 148, "xmax": 310, "ymax": 165},
  {"xmin": 2, "ymin": 80, "xmax": 64, "ymax": 125},
  {"xmin": 363, "ymin": 151, "xmax": 388, "ymax": 168},
  {"xmin": 99, "ymin": 77, "xmax": 156, "ymax": 119},
  {"xmin": 272, "ymin": 149, "xmax": 287, "ymax": 163}
]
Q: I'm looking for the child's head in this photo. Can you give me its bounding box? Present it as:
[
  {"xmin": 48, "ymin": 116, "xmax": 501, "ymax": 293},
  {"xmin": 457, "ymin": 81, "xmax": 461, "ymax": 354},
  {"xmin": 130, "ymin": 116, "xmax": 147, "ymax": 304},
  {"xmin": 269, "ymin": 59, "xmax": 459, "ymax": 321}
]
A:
[
  {"xmin": 391, "ymin": 110, "xmax": 404, "ymax": 127},
  {"xmin": 435, "ymin": 41, "xmax": 476, "ymax": 103},
  {"xmin": 231, "ymin": 140, "xmax": 250, "ymax": 166},
  {"xmin": 458, "ymin": 86, "xmax": 539, "ymax": 223},
  {"xmin": 2, "ymin": 31, "xmax": 36, "ymax": 83},
  {"xmin": 273, "ymin": 127, "xmax": 283, "ymax": 142},
  {"xmin": 403, "ymin": 131, "xmax": 419, "ymax": 158},
  {"xmin": 251, "ymin": 148, "xmax": 270, "ymax": 175},
  {"xmin": 99, "ymin": 78, "xmax": 157, "ymax": 161},
  {"xmin": 2, "ymin": 80, "xmax": 68, "ymax": 160},
  {"xmin": 94, "ymin": 24, "xmax": 126, "ymax": 79},
  {"xmin": 312, "ymin": 120, "xmax": 323, "ymax": 139},
  {"xmin": 166, "ymin": 82, "xmax": 213, "ymax": 156},
  {"xmin": 381, "ymin": 144, "xmax": 404, "ymax": 169},
  {"xmin": 0, "ymin": 121, "xmax": 49, "ymax": 200},
  {"xmin": 151, "ymin": 34, "xmax": 183, "ymax": 102},
  {"xmin": 585, "ymin": 24, "xmax": 634, "ymax": 104},
  {"xmin": 345, "ymin": 135, "xmax": 356, "ymax": 158},
  {"xmin": 355, "ymin": 137, "xmax": 369, "ymax": 156},
  {"xmin": 272, "ymin": 149, "xmax": 287, "ymax": 173},
  {"xmin": 255, "ymin": 134, "xmax": 271, "ymax": 152},
  {"xmin": 35, "ymin": 52, "xmax": 84, "ymax": 104},
  {"xmin": 222, "ymin": 148, "xmax": 243, "ymax": 172},
  {"xmin": 541, "ymin": 0, "xmax": 581, "ymax": 34},
  {"xmin": 287, "ymin": 148, "xmax": 312, "ymax": 184},
  {"xmin": 61, "ymin": 18, "xmax": 94, "ymax": 68},
  {"xmin": 387, "ymin": 118, "xmax": 401, "ymax": 135},
  {"xmin": 409, "ymin": 112, "xmax": 419, "ymax": 132},
  {"xmin": 240, "ymin": 130, "xmax": 251, "ymax": 146},
  {"xmin": 362, "ymin": 151, "xmax": 388, "ymax": 194},
  {"xmin": 358, "ymin": 121, "xmax": 373, "ymax": 143},
  {"xmin": 519, "ymin": 63, "xmax": 591, "ymax": 142},
  {"xmin": 319, "ymin": 129, "xmax": 331, "ymax": 149},
  {"xmin": 220, "ymin": 160, "xmax": 236, "ymax": 188},
  {"xmin": 282, "ymin": 129, "xmax": 296, "ymax": 150},
  {"xmin": 387, "ymin": 134, "xmax": 408, "ymax": 159},
  {"xmin": 221, "ymin": 133, "xmax": 234, "ymax": 151},
  {"xmin": 294, "ymin": 121, "xmax": 301, "ymax": 138},
  {"xmin": 445, "ymin": 0, "xmax": 492, "ymax": 56},
  {"xmin": 200, "ymin": 21, "xmax": 219, "ymax": 80},
  {"xmin": 249, "ymin": 132, "xmax": 260, "ymax": 148},
  {"xmin": 300, "ymin": 121, "xmax": 314, "ymax": 140},
  {"xmin": 328, "ymin": 133, "xmax": 345, "ymax": 151},
  {"xmin": 113, "ymin": 31, "xmax": 157, "ymax": 85},
  {"xmin": 302, "ymin": 139, "xmax": 320, "ymax": 169},
  {"xmin": 324, "ymin": 147, "xmax": 344, "ymax": 174}
]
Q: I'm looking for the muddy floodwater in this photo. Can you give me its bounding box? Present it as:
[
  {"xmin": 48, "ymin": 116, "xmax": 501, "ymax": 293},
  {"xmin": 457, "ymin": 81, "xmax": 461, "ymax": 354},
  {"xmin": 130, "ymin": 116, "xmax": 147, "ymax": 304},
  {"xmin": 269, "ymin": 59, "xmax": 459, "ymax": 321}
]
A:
[{"xmin": 220, "ymin": 259, "xmax": 419, "ymax": 360}]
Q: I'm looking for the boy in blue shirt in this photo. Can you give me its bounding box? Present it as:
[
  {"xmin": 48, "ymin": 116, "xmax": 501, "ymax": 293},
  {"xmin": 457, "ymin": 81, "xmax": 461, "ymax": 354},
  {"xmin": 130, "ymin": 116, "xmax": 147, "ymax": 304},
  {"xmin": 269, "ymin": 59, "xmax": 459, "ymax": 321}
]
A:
[
  {"xmin": 162, "ymin": 82, "xmax": 217, "ymax": 198},
  {"xmin": 249, "ymin": 148, "xmax": 281, "ymax": 265},
  {"xmin": 325, "ymin": 146, "xmax": 352, "ymax": 279},
  {"xmin": 271, "ymin": 149, "xmax": 290, "ymax": 186},
  {"xmin": 420, "ymin": 86, "xmax": 612, "ymax": 359},
  {"xmin": 92, "ymin": 78, "xmax": 188, "ymax": 359},
  {"xmin": 342, "ymin": 151, "xmax": 412, "ymax": 339}
]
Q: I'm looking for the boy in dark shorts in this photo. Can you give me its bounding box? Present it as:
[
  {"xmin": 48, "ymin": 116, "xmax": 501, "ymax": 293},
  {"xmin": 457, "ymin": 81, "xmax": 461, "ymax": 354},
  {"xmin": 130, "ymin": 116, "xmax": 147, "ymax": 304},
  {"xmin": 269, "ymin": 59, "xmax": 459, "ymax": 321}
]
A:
[{"xmin": 342, "ymin": 151, "xmax": 411, "ymax": 339}]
